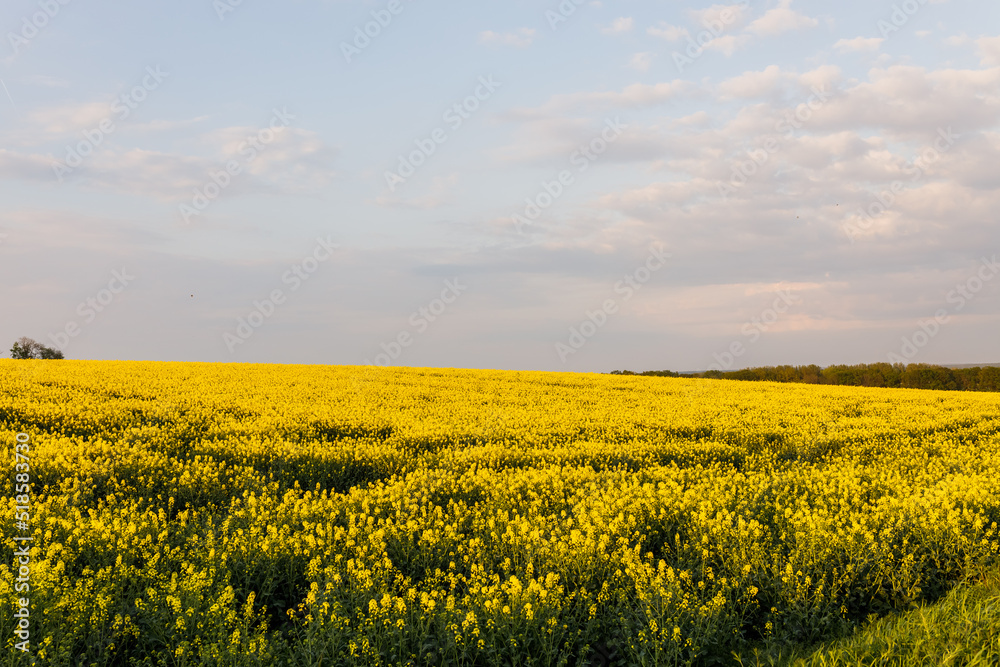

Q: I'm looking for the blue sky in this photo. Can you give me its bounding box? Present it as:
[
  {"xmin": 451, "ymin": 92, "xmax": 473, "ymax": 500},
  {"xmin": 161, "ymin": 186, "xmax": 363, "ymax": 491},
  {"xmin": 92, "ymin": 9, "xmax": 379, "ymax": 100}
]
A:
[{"xmin": 1, "ymin": 0, "xmax": 998, "ymax": 371}]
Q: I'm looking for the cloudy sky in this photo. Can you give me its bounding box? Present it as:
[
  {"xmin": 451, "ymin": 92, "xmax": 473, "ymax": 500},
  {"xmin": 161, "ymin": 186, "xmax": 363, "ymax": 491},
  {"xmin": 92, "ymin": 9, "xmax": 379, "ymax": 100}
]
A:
[{"xmin": 1, "ymin": 0, "xmax": 998, "ymax": 372}]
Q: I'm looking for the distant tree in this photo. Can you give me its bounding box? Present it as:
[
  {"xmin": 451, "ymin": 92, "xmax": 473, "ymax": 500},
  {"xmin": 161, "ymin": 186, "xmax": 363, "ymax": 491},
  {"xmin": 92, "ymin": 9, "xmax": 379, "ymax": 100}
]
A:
[
  {"xmin": 612, "ymin": 362, "xmax": 999, "ymax": 393},
  {"xmin": 639, "ymin": 370, "xmax": 681, "ymax": 378},
  {"xmin": 902, "ymin": 364, "xmax": 957, "ymax": 391},
  {"xmin": 799, "ymin": 364, "xmax": 822, "ymax": 384},
  {"xmin": 9, "ymin": 337, "xmax": 64, "ymax": 360},
  {"xmin": 979, "ymin": 367, "xmax": 1000, "ymax": 392},
  {"xmin": 10, "ymin": 338, "xmax": 33, "ymax": 359},
  {"xmin": 38, "ymin": 345, "xmax": 65, "ymax": 359}
]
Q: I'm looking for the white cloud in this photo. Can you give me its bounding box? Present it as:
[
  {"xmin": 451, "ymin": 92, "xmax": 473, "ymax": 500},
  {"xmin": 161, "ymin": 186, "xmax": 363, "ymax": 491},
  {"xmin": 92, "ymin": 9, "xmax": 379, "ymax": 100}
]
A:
[
  {"xmin": 628, "ymin": 52, "xmax": 654, "ymax": 72},
  {"xmin": 834, "ymin": 37, "xmax": 884, "ymax": 53},
  {"xmin": 130, "ymin": 116, "xmax": 212, "ymax": 133},
  {"xmin": 602, "ymin": 17, "xmax": 633, "ymax": 35},
  {"xmin": 73, "ymin": 149, "xmax": 222, "ymax": 200},
  {"xmin": 687, "ymin": 4, "xmax": 749, "ymax": 32},
  {"xmin": 944, "ymin": 33, "xmax": 970, "ymax": 47},
  {"xmin": 648, "ymin": 6, "xmax": 750, "ymax": 56},
  {"xmin": 0, "ymin": 148, "xmax": 59, "ymax": 180},
  {"xmin": 745, "ymin": 0, "xmax": 819, "ymax": 37},
  {"xmin": 797, "ymin": 65, "xmax": 843, "ymax": 93},
  {"xmin": 702, "ymin": 33, "xmax": 753, "ymax": 56},
  {"xmin": 506, "ymin": 80, "xmax": 693, "ymax": 119},
  {"xmin": 504, "ymin": 60, "xmax": 1000, "ymax": 283},
  {"xmin": 718, "ymin": 65, "xmax": 793, "ymax": 99},
  {"xmin": 978, "ymin": 35, "xmax": 1000, "ymax": 66},
  {"xmin": 24, "ymin": 101, "xmax": 112, "ymax": 137},
  {"xmin": 205, "ymin": 125, "xmax": 339, "ymax": 191},
  {"xmin": 812, "ymin": 65, "xmax": 1000, "ymax": 135},
  {"xmin": 674, "ymin": 111, "xmax": 711, "ymax": 127},
  {"xmin": 479, "ymin": 28, "xmax": 536, "ymax": 48},
  {"xmin": 647, "ymin": 22, "xmax": 689, "ymax": 42},
  {"xmin": 0, "ymin": 122, "xmax": 339, "ymax": 201}
]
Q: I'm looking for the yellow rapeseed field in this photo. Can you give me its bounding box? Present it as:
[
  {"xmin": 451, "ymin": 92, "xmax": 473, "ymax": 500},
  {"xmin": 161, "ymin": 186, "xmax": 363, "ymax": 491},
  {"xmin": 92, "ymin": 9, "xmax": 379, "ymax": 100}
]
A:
[{"xmin": 2, "ymin": 360, "xmax": 999, "ymax": 665}]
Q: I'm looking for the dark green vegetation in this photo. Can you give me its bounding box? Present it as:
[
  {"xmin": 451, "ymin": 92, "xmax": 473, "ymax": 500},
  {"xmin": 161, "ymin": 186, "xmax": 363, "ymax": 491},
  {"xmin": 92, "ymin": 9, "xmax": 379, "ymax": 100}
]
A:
[
  {"xmin": 612, "ymin": 363, "xmax": 1000, "ymax": 393},
  {"xmin": 8, "ymin": 338, "xmax": 64, "ymax": 360}
]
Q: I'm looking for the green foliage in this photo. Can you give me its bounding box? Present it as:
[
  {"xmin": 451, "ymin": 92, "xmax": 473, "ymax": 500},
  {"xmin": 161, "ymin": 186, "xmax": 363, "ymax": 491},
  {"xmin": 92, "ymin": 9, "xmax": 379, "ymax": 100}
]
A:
[
  {"xmin": 9, "ymin": 337, "xmax": 65, "ymax": 360},
  {"xmin": 610, "ymin": 369, "xmax": 682, "ymax": 378},
  {"xmin": 9, "ymin": 340, "xmax": 32, "ymax": 360},
  {"xmin": 611, "ymin": 363, "xmax": 1000, "ymax": 393}
]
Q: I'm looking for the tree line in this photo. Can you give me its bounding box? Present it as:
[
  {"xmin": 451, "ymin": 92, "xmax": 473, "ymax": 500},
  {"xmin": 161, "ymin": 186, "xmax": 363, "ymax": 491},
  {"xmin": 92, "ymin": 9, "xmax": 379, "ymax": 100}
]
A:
[
  {"xmin": 8, "ymin": 337, "xmax": 65, "ymax": 360},
  {"xmin": 610, "ymin": 363, "xmax": 1000, "ymax": 392}
]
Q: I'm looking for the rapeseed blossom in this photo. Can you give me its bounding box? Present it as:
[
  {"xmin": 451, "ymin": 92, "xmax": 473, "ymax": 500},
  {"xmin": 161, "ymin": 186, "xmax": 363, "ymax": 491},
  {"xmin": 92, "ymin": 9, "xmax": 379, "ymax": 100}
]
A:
[{"xmin": 1, "ymin": 360, "xmax": 999, "ymax": 664}]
